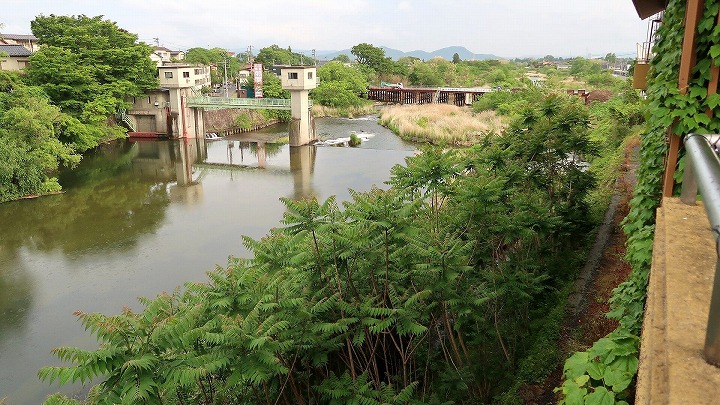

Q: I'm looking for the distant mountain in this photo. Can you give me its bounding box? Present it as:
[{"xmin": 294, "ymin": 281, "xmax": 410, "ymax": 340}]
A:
[{"xmin": 314, "ymin": 46, "xmax": 500, "ymax": 62}]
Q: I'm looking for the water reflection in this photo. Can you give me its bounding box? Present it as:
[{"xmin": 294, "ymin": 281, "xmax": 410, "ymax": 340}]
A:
[
  {"xmin": 0, "ymin": 249, "xmax": 33, "ymax": 342},
  {"xmin": 290, "ymin": 146, "xmax": 317, "ymax": 199}
]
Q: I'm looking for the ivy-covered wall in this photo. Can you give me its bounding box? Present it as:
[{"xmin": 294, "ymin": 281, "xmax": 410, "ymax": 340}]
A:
[{"xmin": 560, "ymin": 1, "xmax": 720, "ymax": 403}]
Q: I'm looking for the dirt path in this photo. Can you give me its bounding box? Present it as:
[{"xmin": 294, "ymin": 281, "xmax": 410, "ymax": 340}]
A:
[{"xmin": 529, "ymin": 139, "xmax": 640, "ymax": 404}]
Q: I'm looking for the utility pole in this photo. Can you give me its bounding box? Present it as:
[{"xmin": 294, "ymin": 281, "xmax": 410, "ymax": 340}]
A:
[
  {"xmin": 312, "ymin": 49, "xmax": 316, "ymax": 66},
  {"xmin": 153, "ymin": 37, "xmax": 160, "ymax": 46},
  {"xmin": 223, "ymin": 56, "xmax": 229, "ymax": 97}
]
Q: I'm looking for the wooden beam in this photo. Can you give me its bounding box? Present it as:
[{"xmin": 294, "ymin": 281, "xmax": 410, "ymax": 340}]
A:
[
  {"xmin": 707, "ymin": 10, "xmax": 720, "ymax": 117},
  {"xmin": 677, "ymin": 0, "xmax": 705, "ymax": 94},
  {"xmin": 664, "ymin": 0, "xmax": 705, "ymax": 196}
]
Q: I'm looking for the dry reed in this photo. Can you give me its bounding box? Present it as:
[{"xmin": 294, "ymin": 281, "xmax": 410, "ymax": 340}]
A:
[{"xmin": 378, "ymin": 104, "xmax": 506, "ymax": 146}]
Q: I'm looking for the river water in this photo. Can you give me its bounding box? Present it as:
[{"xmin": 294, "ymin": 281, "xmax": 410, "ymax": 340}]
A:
[{"xmin": 0, "ymin": 116, "xmax": 415, "ymax": 403}]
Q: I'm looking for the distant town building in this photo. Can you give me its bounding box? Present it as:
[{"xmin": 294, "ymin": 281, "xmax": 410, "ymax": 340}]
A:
[
  {"xmin": 150, "ymin": 46, "xmax": 185, "ymax": 66},
  {"xmin": 158, "ymin": 64, "xmax": 210, "ymax": 89}
]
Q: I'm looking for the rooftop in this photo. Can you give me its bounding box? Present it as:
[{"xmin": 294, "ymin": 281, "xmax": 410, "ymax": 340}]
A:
[
  {"xmin": 1, "ymin": 33, "xmax": 38, "ymax": 41},
  {"xmin": 0, "ymin": 44, "xmax": 32, "ymax": 57}
]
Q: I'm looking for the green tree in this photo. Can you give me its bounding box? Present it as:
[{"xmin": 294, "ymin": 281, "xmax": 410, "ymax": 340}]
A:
[
  {"xmin": 452, "ymin": 52, "xmax": 461, "ymax": 63},
  {"xmin": 261, "ymin": 71, "xmax": 289, "ymax": 99},
  {"xmin": 30, "ymin": 15, "xmax": 158, "ymax": 96},
  {"xmin": 185, "ymin": 47, "xmax": 241, "ymax": 85},
  {"xmin": 310, "ymin": 62, "xmax": 369, "ymax": 108},
  {"xmin": 255, "ymin": 44, "xmax": 313, "ymax": 66},
  {"xmin": 0, "ymin": 72, "xmax": 82, "ymax": 202},
  {"xmin": 25, "ymin": 15, "xmax": 158, "ymax": 148},
  {"xmin": 351, "ymin": 43, "xmax": 386, "ymax": 66},
  {"xmin": 569, "ymin": 57, "xmax": 603, "ymax": 77},
  {"xmin": 332, "ymin": 54, "xmax": 350, "ymax": 63}
]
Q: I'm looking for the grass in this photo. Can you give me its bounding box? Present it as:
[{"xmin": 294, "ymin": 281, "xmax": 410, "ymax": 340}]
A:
[
  {"xmin": 378, "ymin": 104, "xmax": 506, "ymax": 146},
  {"xmin": 312, "ymin": 104, "xmax": 377, "ymax": 118}
]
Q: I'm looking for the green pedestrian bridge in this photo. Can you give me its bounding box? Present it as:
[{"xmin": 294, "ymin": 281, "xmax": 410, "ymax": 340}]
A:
[{"xmin": 187, "ymin": 96, "xmax": 311, "ymax": 110}]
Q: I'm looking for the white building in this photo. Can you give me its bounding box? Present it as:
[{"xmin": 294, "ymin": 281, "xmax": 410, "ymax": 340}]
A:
[{"xmin": 126, "ymin": 64, "xmax": 211, "ymax": 138}]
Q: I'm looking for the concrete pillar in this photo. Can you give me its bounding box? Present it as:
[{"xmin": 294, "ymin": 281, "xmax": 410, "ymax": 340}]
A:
[{"xmin": 288, "ymin": 89, "xmax": 315, "ymax": 146}]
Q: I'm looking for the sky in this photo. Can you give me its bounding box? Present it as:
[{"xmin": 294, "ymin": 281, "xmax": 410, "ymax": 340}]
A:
[{"xmin": 2, "ymin": 0, "xmax": 649, "ymax": 58}]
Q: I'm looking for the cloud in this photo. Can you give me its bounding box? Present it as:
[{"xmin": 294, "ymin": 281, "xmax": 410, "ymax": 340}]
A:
[{"xmin": 2, "ymin": 0, "xmax": 648, "ymax": 57}]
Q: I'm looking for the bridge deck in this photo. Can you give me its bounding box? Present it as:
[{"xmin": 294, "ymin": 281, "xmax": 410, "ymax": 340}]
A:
[{"xmin": 366, "ymin": 86, "xmax": 494, "ymax": 93}]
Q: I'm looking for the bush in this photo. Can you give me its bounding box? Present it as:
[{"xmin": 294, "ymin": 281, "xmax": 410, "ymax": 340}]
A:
[{"xmin": 234, "ymin": 113, "xmax": 253, "ymax": 130}]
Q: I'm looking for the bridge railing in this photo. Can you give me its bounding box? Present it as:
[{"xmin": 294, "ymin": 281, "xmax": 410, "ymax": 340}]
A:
[
  {"xmin": 187, "ymin": 96, "xmax": 300, "ymax": 110},
  {"xmin": 680, "ymin": 133, "xmax": 720, "ymax": 366}
]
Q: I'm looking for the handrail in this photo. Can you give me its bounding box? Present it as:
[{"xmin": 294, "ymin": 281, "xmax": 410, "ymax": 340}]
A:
[
  {"xmin": 186, "ymin": 96, "xmax": 302, "ymax": 110},
  {"xmin": 680, "ymin": 133, "xmax": 720, "ymax": 366}
]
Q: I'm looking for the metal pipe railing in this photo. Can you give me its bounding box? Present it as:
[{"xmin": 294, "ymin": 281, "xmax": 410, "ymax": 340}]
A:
[{"xmin": 681, "ymin": 133, "xmax": 720, "ymax": 365}]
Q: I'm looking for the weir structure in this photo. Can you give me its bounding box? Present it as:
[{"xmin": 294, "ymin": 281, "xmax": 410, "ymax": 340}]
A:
[
  {"xmin": 128, "ymin": 65, "xmax": 317, "ymax": 146},
  {"xmin": 366, "ymin": 86, "xmax": 493, "ymax": 107},
  {"xmin": 280, "ymin": 66, "xmax": 317, "ymax": 146},
  {"xmin": 188, "ymin": 66, "xmax": 317, "ymax": 146}
]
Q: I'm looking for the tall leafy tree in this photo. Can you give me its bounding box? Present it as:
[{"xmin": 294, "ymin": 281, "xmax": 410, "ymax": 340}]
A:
[
  {"xmin": 25, "ymin": 14, "xmax": 158, "ymax": 149},
  {"xmin": 311, "ymin": 61, "xmax": 369, "ymax": 107},
  {"xmin": 255, "ymin": 44, "xmax": 313, "ymax": 66}
]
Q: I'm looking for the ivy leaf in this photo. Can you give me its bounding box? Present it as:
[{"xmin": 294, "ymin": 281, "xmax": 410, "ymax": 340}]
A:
[
  {"xmin": 586, "ymin": 361, "xmax": 606, "ymax": 381},
  {"xmin": 563, "ymin": 351, "xmax": 589, "ymax": 379},
  {"xmin": 603, "ymin": 367, "xmax": 633, "ymax": 392},
  {"xmin": 560, "ymin": 379, "xmax": 587, "ymax": 405},
  {"xmin": 711, "ymin": 45, "xmax": 720, "ymax": 61},
  {"xmin": 585, "ymin": 386, "xmax": 615, "ymax": 405},
  {"xmin": 573, "ymin": 374, "xmax": 590, "ymax": 387},
  {"xmin": 608, "ymin": 355, "xmax": 639, "ymax": 374},
  {"xmin": 706, "ymin": 93, "xmax": 720, "ymax": 109}
]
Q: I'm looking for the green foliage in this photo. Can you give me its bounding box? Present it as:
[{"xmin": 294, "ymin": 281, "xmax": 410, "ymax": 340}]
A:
[
  {"xmin": 41, "ymin": 84, "xmax": 607, "ymax": 403},
  {"xmin": 332, "ymin": 54, "xmax": 351, "ymax": 63},
  {"xmin": 348, "ymin": 133, "xmax": 362, "ymax": 147},
  {"xmin": 261, "ymin": 71, "xmax": 289, "ymax": 99},
  {"xmin": 311, "ymin": 62, "xmax": 370, "ymax": 108},
  {"xmin": 0, "ymin": 72, "xmax": 82, "ymax": 202},
  {"xmin": 558, "ymin": 1, "xmax": 720, "ymax": 403},
  {"xmin": 234, "ymin": 113, "xmax": 253, "ymax": 130},
  {"xmin": 255, "ymin": 44, "xmax": 313, "ymax": 66},
  {"xmin": 569, "ymin": 57, "xmax": 604, "ymax": 77},
  {"xmin": 25, "ymin": 14, "xmax": 157, "ymax": 149},
  {"xmin": 351, "ymin": 43, "xmax": 406, "ymax": 77},
  {"xmin": 185, "ymin": 47, "xmax": 241, "ymax": 85}
]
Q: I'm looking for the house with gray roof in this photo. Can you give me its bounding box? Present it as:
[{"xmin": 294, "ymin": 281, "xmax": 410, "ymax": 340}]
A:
[
  {"xmin": 0, "ymin": 44, "xmax": 32, "ymax": 71},
  {"xmin": 0, "ymin": 34, "xmax": 39, "ymax": 53}
]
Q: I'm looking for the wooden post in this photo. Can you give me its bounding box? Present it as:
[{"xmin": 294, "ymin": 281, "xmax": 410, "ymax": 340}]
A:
[
  {"xmin": 706, "ymin": 10, "xmax": 720, "ymax": 117},
  {"xmin": 663, "ymin": 0, "xmax": 705, "ymax": 196}
]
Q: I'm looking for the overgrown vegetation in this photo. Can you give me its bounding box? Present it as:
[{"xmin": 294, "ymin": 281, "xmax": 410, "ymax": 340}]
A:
[
  {"xmin": 558, "ymin": 1, "xmax": 719, "ymax": 403},
  {"xmin": 0, "ymin": 15, "xmax": 158, "ymax": 203},
  {"xmin": 41, "ymin": 89, "xmax": 606, "ymax": 404}
]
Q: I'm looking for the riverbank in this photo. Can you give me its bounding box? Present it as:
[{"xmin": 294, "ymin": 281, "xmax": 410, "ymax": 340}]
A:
[
  {"xmin": 204, "ymin": 108, "xmax": 286, "ymax": 136},
  {"xmin": 311, "ymin": 103, "xmax": 377, "ymax": 118},
  {"xmin": 378, "ymin": 104, "xmax": 506, "ymax": 146}
]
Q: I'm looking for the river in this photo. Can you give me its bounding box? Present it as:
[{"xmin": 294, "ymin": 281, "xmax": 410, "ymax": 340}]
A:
[{"xmin": 0, "ymin": 116, "xmax": 415, "ymax": 403}]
